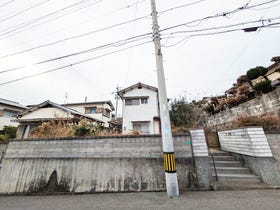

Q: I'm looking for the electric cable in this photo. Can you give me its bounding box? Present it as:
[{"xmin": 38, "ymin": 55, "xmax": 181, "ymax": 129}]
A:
[{"xmin": 0, "ymin": 41, "xmax": 152, "ymax": 86}]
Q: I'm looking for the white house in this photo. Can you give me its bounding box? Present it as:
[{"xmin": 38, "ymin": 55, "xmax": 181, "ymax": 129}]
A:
[
  {"xmin": 64, "ymin": 101, "xmax": 115, "ymax": 128},
  {"xmin": 0, "ymin": 98, "xmax": 27, "ymax": 130},
  {"xmin": 118, "ymin": 82, "xmax": 160, "ymax": 134}
]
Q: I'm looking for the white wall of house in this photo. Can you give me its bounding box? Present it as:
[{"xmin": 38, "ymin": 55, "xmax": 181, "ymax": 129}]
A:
[
  {"xmin": 66, "ymin": 103, "xmax": 112, "ymax": 127},
  {"xmin": 121, "ymin": 87, "xmax": 160, "ymax": 134},
  {"xmin": 20, "ymin": 108, "xmax": 74, "ymax": 120},
  {"xmin": 0, "ymin": 117, "xmax": 18, "ymax": 130},
  {"xmin": 0, "ymin": 104, "xmax": 26, "ymax": 130}
]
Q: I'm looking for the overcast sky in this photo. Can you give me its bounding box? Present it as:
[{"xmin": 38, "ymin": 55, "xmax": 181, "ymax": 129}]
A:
[{"xmin": 0, "ymin": 0, "xmax": 279, "ymax": 112}]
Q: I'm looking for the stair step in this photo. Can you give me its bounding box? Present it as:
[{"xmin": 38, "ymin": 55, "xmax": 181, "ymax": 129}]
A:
[
  {"xmin": 212, "ymin": 167, "xmax": 251, "ymax": 174},
  {"xmin": 209, "ymin": 150, "xmax": 230, "ymax": 156},
  {"xmin": 213, "ymin": 174, "xmax": 261, "ymax": 182},
  {"xmin": 211, "ymin": 181, "xmax": 279, "ymax": 191},
  {"xmin": 211, "ymin": 161, "xmax": 243, "ymax": 167},
  {"xmin": 212, "ymin": 156, "xmax": 236, "ymax": 161}
]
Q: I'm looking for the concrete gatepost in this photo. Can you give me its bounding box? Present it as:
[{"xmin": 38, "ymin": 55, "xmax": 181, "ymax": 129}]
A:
[{"xmin": 190, "ymin": 129, "xmax": 212, "ymax": 189}]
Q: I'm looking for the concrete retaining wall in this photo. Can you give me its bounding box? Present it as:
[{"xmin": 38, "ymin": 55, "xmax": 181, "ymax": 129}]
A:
[
  {"xmin": 267, "ymin": 134, "xmax": 280, "ymax": 161},
  {"xmin": 0, "ymin": 135, "xmax": 192, "ymax": 194}
]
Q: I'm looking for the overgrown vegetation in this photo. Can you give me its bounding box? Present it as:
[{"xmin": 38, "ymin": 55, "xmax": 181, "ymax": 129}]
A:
[
  {"xmin": 246, "ymin": 66, "xmax": 268, "ymax": 80},
  {"xmin": 169, "ymin": 97, "xmax": 207, "ymax": 134},
  {"xmin": 0, "ymin": 126, "xmax": 17, "ymax": 143},
  {"xmin": 233, "ymin": 114, "xmax": 280, "ymax": 132},
  {"xmin": 210, "ymin": 113, "xmax": 280, "ymax": 132},
  {"xmin": 73, "ymin": 119, "xmax": 100, "ymax": 137},
  {"xmin": 169, "ymin": 97, "xmax": 195, "ymax": 128},
  {"xmin": 253, "ymin": 80, "xmax": 272, "ymax": 94},
  {"xmin": 29, "ymin": 119, "xmax": 101, "ymax": 139}
]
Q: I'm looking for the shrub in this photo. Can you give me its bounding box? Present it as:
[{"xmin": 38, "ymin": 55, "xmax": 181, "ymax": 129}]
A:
[
  {"xmin": 236, "ymin": 94, "xmax": 248, "ymax": 103},
  {"xmin": 29, "ymin": 120, "xmax": 74, "ymax": 139},
  {"xmin": 73, "ymin": 119, "xmax": 100, "ymax": 137},
  {"xmin": 172, "ymin": 126, "xmax": 189, "ymax": 135},
  {"xmin": 236, "ymin": 75, "xmax": 248, "ymax": 85},
  {"xmin": 0, "ymin": 134, "xmax": 9, "ymax": 144},
  {"xmin": 225, "ymin": 97, "xmax": 239, "ymax": 108},
  {"xmin": 1, "ymin": 126, "xmax": 17, "ymax": 139},
  {"xmin": 169, "ymin": 97, "xmax": 195, "ymax": 127},
  {"xmin": 253, "ymin": 80, "xmax": 272, "ymax": 94},
  {"xmin": 233, "ymin": 114, "xmax": 280, "ymax": 132},
  {"xmin": 203, "ymin": 104, "xmax": 214, "ymax": 114},
  {"xmin": 246, "ymin": 66, "xmax": 268, "ymax": 80}
]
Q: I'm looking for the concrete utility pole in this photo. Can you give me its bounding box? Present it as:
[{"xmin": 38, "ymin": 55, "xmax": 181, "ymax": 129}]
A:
[
  {"xmin": 150, "ymin": 0, "xmax": 179, "ymax": 197},
  {"xmin": 113, "ymin": 86, "xmax": 120, "ymax": 119}
]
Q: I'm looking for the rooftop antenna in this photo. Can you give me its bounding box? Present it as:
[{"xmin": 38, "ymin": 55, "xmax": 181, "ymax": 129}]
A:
[{"xmin": 64, "ymin": 92, "xmax": 68, "ymax": 104}]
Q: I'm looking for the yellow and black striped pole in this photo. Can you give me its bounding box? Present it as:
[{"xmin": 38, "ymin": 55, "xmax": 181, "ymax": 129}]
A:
[
  {"xmin": 164, "ymin": 153, "xmax": 177, "ymax": 173},
  {"xmin": 150, "ymin": 0, "xmax": 179, "ymax": 197}
]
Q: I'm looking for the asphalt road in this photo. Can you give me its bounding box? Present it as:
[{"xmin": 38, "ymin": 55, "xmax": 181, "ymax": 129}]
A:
[{"xmin": 0, "ymin": 190, "xmax": 280, "ymax": 210}]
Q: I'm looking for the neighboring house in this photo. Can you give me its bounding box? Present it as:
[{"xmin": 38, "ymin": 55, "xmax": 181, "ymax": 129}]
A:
[
  {"xmin": 118, "ymin": 82, "xmax": 160, "ymax": 134},
  {"xmin": 64, "ymin": 101, "xmax": 115, "ymax": 128},
  {"xmin": 266, "ymin": 57, "xmax": 280, "ymax": 87},
  {"xmin": 16, "ymin": 100, "xmax": 103, "ymax": 139},
  {"xmin": 251, "ymin": 76, "xmax": 266, "ymax": 86},
  {"xmin": 0, "ymin": 98, "xmax": 27, "ymax": 130}
]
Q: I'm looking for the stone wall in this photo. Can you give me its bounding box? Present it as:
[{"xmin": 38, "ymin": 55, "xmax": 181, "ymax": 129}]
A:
[
  {"xmin": 0, "ymin": 135, "xmax": 192, "ymax": 194},
  {"xmin": 206, "ymin": 87, "xmax": 280, "ymax": 127}
]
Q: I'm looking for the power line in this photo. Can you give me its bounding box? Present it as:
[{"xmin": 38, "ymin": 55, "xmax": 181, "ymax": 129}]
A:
[
  {"xmin": 168, "ymin": 16, "xmax": 280, "ymax": 35},
  {"xmin": 0, "ymin": 0, "xmax": 15, "ymax": 8},
  {"xmin": 160, "ymin": 0, "xmax": 280, "ymax": 32},
  {"xmin": 158, "ymin": 0, "xmax": 208, "ymax": 15},
  {"xmin": 0, "ymin": 0, "xmax": 101, "ymax": 37},
  {"xmin": 0, "ymin": 0, "xmax": 147, "ymax": 53},
  {"xmin": 0, "ymin": 0, "xmax": 52, "ymax": 24},
  {"xmin": 0, "ymin": 41, "xmax": 151, "ymax": 86},
  {"xmin": 0, "ymin": 15, "xmax": 151, "ymax": 59},
  {"xmin": 0, "ymin": 0, "xmax": 277, "ymax": 59},
  {"xmin": 0, "ymin": 0, "xmax": 105, "ymax": 41},
  {"xmin": 0, "ymin": 32, "xmax": 152, "ymax": 74},
  {"xmin": 162, "ymin": 21, "xmax": 280, "ymax": 48}
]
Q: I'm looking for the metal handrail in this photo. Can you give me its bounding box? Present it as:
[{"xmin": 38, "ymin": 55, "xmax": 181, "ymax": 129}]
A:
[{"xmin": 210, "ymin": 152, "xmax": 219, "ymax": 181}]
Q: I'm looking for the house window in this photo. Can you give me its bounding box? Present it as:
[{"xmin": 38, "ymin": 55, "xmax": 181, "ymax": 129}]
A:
[
  {"xmin": 141, "ymin": 98, "xmax": 148, "ymax": 104},
  {"xmin": 85, "ymin": 107, "xmax": 97, "ymax": 114},
  {"xmin": 125, "ymin": 99, "xmax": 139, "ymax": 106},
  {"xmin": 3, "ymin": 111, "xmax": 17, "ymax": 117},
  {"xmin": 132, "ymin": 122, "xmax": 150, "ymax": 134},
  {"xmin": 102, "ymin": 108, "xmax": 111, "ymax": 118},
  {"xmin": 89, "ymin": 107, "xmax": 96, "ymax": 114}
]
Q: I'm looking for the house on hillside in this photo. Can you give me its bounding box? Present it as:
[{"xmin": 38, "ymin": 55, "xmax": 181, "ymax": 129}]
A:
[
  {"xmin": 64, "ymin": 101, "xmax": 115, "ymax": 128},
  {"xmin": 0, "ymin": 98, "xmax": 27, "ymax": 130},
  {"xmin": 16, "ymin": 100, "xmax": 103, "ymax": 139},
  {"xmin": 266, "ymin": 56, "xmax": 280, "ymax": 88},
  {"xmin": 118, "ymin": 82, "xmax": 160, "ymax": 134}
]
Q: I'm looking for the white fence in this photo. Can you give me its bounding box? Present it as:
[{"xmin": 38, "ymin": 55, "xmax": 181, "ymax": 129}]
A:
[{"xmin": 218, "ymin": 127, "xmax": 273, "ymax": 157}]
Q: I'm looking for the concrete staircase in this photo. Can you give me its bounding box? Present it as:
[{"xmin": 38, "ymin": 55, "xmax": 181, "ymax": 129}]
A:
[{"xmin": 210, "ymin": 150, "xmax": 261, "ymax": 183}]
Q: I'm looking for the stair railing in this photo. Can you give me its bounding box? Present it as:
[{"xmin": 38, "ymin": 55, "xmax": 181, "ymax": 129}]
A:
[{"xmin": 210, "ymin": 152, "xmax": 219, "ymax": 181}]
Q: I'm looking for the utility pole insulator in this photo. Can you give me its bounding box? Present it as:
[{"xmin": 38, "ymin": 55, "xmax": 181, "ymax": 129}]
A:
[{"xmin": 150, "ymin": 0, "xmax": 179, "ymax": 197}]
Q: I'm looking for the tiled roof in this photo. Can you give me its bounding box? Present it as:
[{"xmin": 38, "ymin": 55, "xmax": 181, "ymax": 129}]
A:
[{"xmin": 0, "ymin": 98, "xmax": 27, "ymax": 109}]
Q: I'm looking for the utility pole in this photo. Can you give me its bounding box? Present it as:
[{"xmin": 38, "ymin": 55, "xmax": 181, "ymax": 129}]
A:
[
  {"xmin": 113, "ymin": 86, "xmax": 120, "ymax": 119},
  {"xmin": 150, "ymin": 0, "xmax": 179, "ymax": 197}
]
